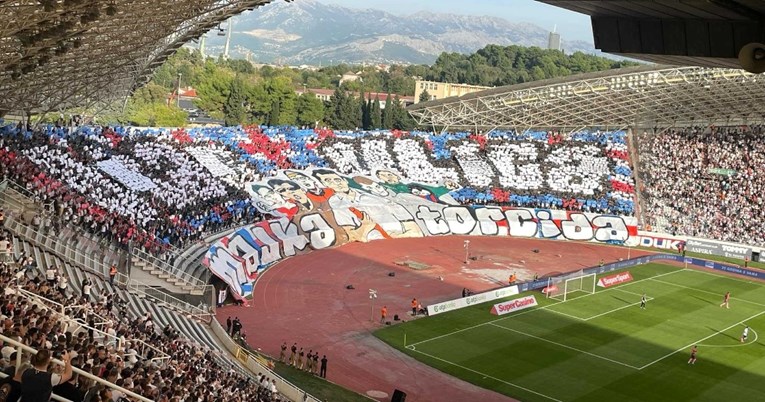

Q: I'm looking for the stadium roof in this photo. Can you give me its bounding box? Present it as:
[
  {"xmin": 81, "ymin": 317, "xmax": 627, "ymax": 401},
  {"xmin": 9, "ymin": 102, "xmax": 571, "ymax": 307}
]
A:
[
  {"xmin": 540, "ymin": 1, "xmax": 765, "ymax": 70},
  {"xmin": 0, "ymin": 0, "xmax": 274, "ymax": 114},
  {"xmin": 407, "ymin": 66, "xmax": 765, "ymax": 131}
]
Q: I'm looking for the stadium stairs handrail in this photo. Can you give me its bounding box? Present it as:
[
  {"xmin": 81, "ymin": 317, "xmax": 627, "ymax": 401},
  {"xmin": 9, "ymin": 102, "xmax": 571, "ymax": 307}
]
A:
[
  {"xmin": 0, "ymin": 334, "xmax": 153, "ymax": 402},
  {"xmin": 3, "ymin": 214, "xmax": 213, "ymax": 321},
  {"xmin": 12, "ymin": 286, "xmax": 110, "ymax": 327},
  {"xmin": 13, "ymin": 287, "xmax": 171, "ymax": 364},
  {"xmin": 124, "ymin": 278, "xmax": 213, "ymax": 321},
  {"xmin": 130, "ymin": 246, "xmax": 211, "ymax": 292}
]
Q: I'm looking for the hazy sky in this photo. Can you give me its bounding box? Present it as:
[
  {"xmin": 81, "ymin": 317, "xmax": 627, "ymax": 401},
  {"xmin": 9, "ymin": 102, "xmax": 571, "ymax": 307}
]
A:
[{"xmin": 318, "ymin": 0, "xmax": 593, "ymax": 43}]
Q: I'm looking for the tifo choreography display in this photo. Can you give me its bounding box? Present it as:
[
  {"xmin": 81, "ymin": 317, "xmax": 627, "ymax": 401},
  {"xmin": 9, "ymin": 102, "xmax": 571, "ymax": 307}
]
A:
[
  {"xmin": 205, "ymin": 166, "xmax": 638, "ymax": 299},
  {"xmin": 0, "ymin": 123, "xmax": 634, "ymax": 257}
]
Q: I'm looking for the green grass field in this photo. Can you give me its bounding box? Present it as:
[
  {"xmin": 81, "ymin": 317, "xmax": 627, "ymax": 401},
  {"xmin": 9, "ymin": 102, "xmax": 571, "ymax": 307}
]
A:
[{"xmin": 376, "ymin": 264, "xmax": 765, "ymax": 402}]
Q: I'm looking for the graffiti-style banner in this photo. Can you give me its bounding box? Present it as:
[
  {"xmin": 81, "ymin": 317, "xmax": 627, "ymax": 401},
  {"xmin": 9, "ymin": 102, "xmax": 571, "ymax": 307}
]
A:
[{"xmin": 205, "ymin": 168, "xmax": 639, "ymax": 299}]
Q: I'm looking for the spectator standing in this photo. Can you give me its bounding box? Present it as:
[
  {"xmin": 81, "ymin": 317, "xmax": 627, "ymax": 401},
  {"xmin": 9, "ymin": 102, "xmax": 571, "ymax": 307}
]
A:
[
  {"xmin": 57, "ymin": 275, "xmax": 68, "ymax": 296},
  {"xmin": 289, "ymin": 343, "xmax": 297, "ymax": 366},
  {"xmin": 380, "ymin": 305, "xmax": 387, "ymax": 323},
  {"xmin": 232, "ymin": 317, "xmax": 242, "ymax": 337},
  {"xmin": 411, "ymin": 298, "xmax": 418, "ymax": 316},
  {"xmin": 279, "ymin": 342, "xmax": 287, "ymax": 363},
  {"xmin": 312, "ymin": 352, "xmax": 320, "ymax": 375},
  {"xmin": 80, "ymin": 277, "xmax": 90, "ymax": 295},
  {"xmin": 320, "ymin": 355, "xmax": 328, "ymax": 378},
  {"xmin": 21, "ymin": 349, "xmax": 73, "ymax": 402},
  {"xmin": 52, "ymin": 373, "xmax": 83, "ymax": 402},
  {"xmin": 226, "ymin": 316, "xmax": 232, "ymax": 335},
  {"xmin": 108, "ymin": 264, "xmax": 117, "ymax": 286},
  {"xmin": 45, "ymin": 266, "xmax": 56, "ymax": 285},
  {"xmin": 305, "ymin": 349, "xmax": 313, "ymax": 372}
]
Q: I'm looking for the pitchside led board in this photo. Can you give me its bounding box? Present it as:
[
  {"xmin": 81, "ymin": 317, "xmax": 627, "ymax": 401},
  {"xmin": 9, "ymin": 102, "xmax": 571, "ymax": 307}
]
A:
[
  {"xmin": 685, "ymin": 238, "xmax": 753, "ymax": 260},
  {"xmin": 204, "ymin": 167, "xmax": 639, "ymax": 300}
]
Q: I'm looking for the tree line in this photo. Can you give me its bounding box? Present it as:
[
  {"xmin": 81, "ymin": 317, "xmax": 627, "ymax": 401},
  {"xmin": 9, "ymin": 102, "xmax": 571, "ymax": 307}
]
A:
[{"xmin": 106, "ymin": 44, "xmax": 636, "ymax": 128}]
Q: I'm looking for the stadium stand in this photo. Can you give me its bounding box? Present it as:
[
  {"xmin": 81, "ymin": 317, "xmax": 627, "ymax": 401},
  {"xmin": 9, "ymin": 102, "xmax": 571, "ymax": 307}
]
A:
[
  {"xmin": 638, "ymin": 125, "xmax": 765, "ymax": 247},
  {"xmin": 0, "ymin": 221, "xmax": 287, "ymax": 402},
  {"xmin": 0, "ymin": 123, "xmax": 636, "ymax": 227},
  {"xmin": 0, "ymin": 119, "xmax": 644, "ymax": 401}
]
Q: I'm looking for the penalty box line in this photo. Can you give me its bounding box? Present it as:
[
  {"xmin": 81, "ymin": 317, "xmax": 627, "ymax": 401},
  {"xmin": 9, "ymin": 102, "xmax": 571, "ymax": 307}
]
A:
[
  {"xmin": 638, "ymin": 309, "xmax": 765, "ymax": 370},
  {"xmin": 407, "ymin": 345, "xmax": 564, "ymax": 402},
  {"xmin": 408, "ymin": 268, "xmax": 685, "ymax": 348},
  {"xmin": 544, "ymin": 289, "xmax": 655, "ymax": 322},
  {"xmin": 647, "ymin": 276, "xmax": 765, "ymax": 308}
]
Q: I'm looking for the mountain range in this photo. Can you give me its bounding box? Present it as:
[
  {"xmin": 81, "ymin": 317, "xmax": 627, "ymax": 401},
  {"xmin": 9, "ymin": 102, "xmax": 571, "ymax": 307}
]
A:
[{"xmin": 198, "ymin": 0, "xmax": 597, "ymax": 65}]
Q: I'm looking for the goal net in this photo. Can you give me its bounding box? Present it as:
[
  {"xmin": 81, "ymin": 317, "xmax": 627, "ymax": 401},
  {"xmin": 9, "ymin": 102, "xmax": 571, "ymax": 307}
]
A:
[{"xmin": 546, "ymin": 271, "xmax": 597, "ymax": 301}]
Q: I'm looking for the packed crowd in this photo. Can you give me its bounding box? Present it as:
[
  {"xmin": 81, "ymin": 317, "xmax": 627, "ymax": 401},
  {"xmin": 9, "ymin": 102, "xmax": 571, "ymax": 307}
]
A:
[
  {"xmin": 0, "ymin": 125, "xmax": 262, "ymax": 254},
  {"xmin": 319, "ymin": 129, "xmax": 635, "ymax": 214},
  {"xmin": 0, "ymin": 231, "xmax": 282, "ymax": 402},
  {"xmin": 639, "ymin": 125, "xmax": 765, "ymax": 246},
  {"xmin": 1, "ymin": 122, "xmax": 637, "ymax": 257}
]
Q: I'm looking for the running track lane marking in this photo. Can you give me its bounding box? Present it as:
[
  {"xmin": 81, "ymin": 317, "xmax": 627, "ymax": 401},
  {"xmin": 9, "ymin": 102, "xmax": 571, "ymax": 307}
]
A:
[
  {"xmin": 488, "ymin": 323, "xmax": 642, "ymax": 370},
  {"xmin": 698, "ymin": 325, "xmax": 759, "ymax": 348},
  {"xmin": 637, "ymin": 310, "xmax": 765, "ymax": 370},
  {"xmin": 406, "ymin": 345, "xmax": 564, "ymax": 402},
  {"xmin": 647, "ymin": 277, "xmax": 765, "ymax": 308},
  {"xmin": 409, "ymin": 268, "xmax": 685, "ymax": 348}
]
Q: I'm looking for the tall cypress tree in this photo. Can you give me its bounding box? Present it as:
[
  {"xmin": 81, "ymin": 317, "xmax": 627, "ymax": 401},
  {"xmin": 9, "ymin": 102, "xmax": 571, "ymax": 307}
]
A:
[
  {"xmin": 339, "ymin": 93, "xmax": 357, "ymax": 129},
  {"xmin": 269, "ymin": 99, "xmax": 281, "ymax": 127},
  {"xmin": 329, "ymin": 88, "xmax": 345, "ymax": 129},
  {"xmin": 371, "ymin": 95, "xmax": 382, "ymax": 129},
  {"xmin": 392, "ymin": 95, "xmax": 416, "ymax": 130},
  {"xmin": 362, "ymin": 94, "xmax": 371, "ymax": 130},
  {"xmin": 223, "ymin": 77, "xmax": 247, "ymax": 126},
  {"xmin": 381, "ymin": 93, "xmax": 393, "ymax": 129}
]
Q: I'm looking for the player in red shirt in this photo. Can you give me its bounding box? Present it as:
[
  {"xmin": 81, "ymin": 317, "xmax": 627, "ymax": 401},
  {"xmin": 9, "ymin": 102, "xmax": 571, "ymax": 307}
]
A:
[
  {"xmin": 720, "ymin": 291, "xmax": 730, "ymax": 309},
  {"xmin": 687, "ymin": 345, "xmax": 698, "ymax": 364}
]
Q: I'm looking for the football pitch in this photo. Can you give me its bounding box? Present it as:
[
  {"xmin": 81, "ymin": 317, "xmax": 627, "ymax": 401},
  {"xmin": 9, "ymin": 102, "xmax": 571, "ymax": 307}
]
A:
[{"xmin": 375, "ymin": 264, "xmax": 765, "ymax": 402}]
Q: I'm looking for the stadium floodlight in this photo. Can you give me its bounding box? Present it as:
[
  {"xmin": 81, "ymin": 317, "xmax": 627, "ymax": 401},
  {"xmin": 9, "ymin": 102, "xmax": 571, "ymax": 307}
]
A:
[{"xmin": 546, "ymin": 271, "xmax": 596, "ymax": 302}]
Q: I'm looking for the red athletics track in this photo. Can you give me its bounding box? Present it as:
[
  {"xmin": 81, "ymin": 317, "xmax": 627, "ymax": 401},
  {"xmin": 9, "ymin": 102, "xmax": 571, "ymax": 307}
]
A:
[{"xmin": 217, "ymin": 237, "xmax": 655, "ymax": 402}]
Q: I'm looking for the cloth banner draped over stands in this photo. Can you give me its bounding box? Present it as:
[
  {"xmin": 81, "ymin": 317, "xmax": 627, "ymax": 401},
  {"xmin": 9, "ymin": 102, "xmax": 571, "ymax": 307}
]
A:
[{"xmin": 203, "ymin": 167, "xmax": 639, "ymax": 299}]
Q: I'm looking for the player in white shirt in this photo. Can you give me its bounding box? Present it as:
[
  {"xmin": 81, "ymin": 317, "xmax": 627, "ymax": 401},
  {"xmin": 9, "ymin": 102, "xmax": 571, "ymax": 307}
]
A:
[{"xmin": 741, "ymin": 326, "xmax": 749, "ymax": 343}]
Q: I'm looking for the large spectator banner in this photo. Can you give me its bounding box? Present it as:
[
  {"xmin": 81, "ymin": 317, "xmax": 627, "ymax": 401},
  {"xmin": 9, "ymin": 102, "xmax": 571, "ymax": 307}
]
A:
[{"xmin": 204, "ymin": 168, "xmax": 639, "ymax": 299}]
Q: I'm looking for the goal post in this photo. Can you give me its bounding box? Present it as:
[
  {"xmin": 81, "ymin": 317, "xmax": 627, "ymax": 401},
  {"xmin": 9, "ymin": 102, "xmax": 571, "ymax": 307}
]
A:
[{"xmin": 546, "ymin": 271, "xmax": 597, "ymax": 301}]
